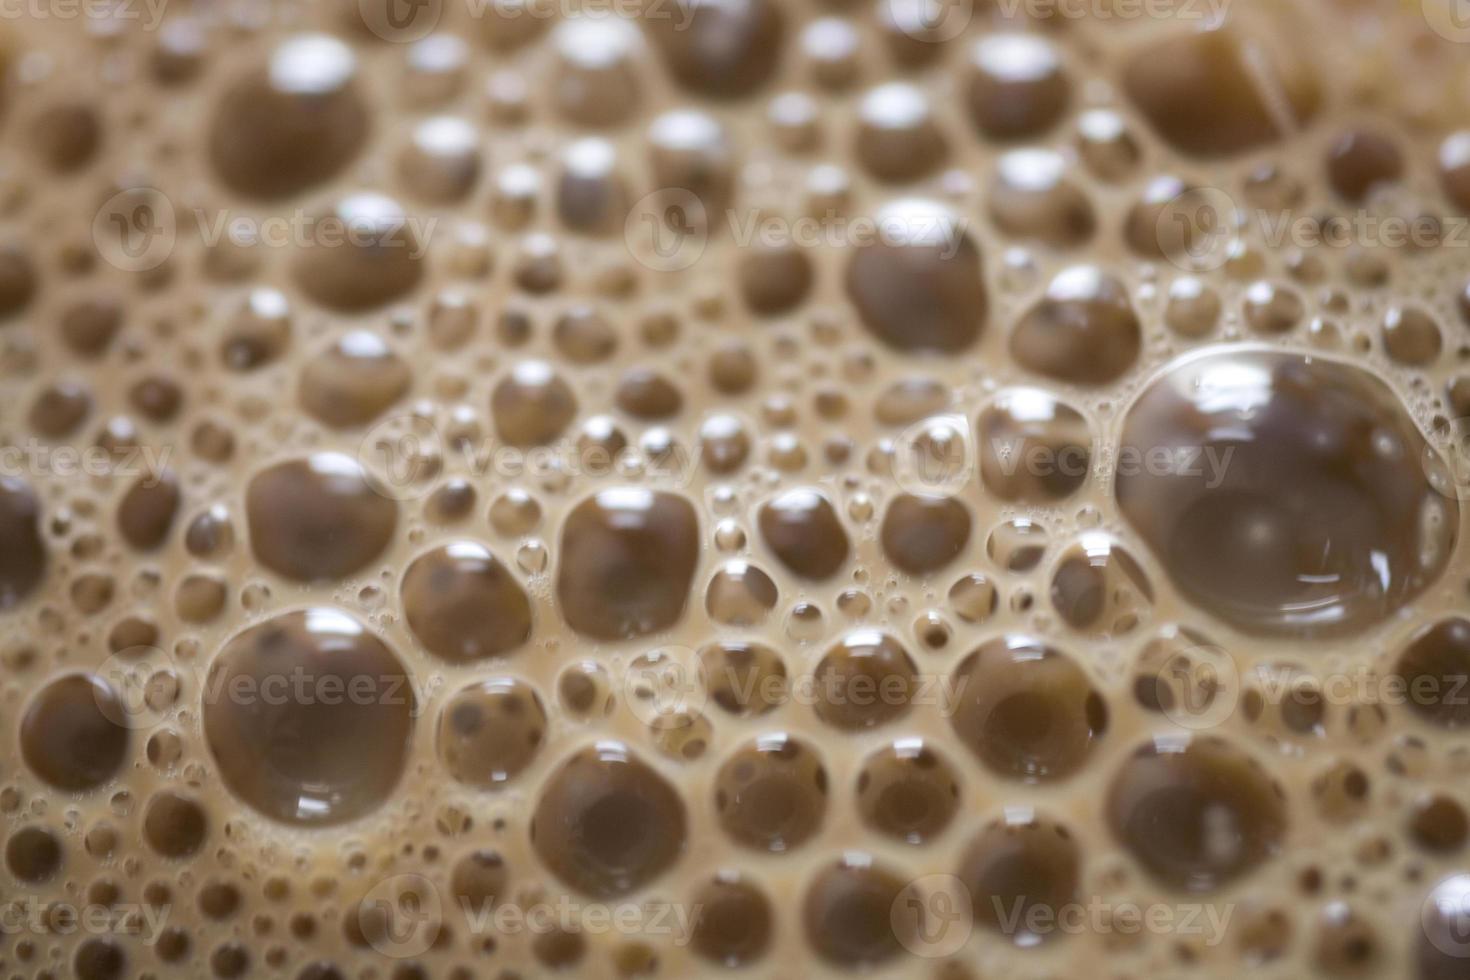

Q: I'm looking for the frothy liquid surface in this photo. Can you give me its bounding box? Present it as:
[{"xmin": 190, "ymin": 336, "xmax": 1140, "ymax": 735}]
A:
[{"xmin": 4, "ymin": 1, "xmax": 1470, "ymax": 978}]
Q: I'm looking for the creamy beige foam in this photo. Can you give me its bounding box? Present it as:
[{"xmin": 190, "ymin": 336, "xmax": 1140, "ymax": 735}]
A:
[{"xmin": 3, "ymin": 1, "xmax": 1470, "ymax": 978}]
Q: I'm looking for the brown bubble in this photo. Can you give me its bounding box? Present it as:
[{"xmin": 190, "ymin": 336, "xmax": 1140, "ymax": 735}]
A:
[
  {"xmin": 966, "ymin": 34, "xmax": 1069, "ymax": 140},
  {"xmin": 950, "ymin": 636, "xmax": 1106, "ymax": 782},
  {"xmin": 299, "ymin": 331, "xmax": 411, "ymax": 428},
  {"xmin": 1011, "ymin": 265, "xmax": 1141, "ymax": 385},
  {"xmin": 401, "ymin": 541, "xmax": 531, "ymax": 662},
  {"xmin": 1326, "ymin": 129, "xmax": 1404, "ymax": 202},
  {"xmin": 530, "ymin": 742, "xmax": 686, "ymax": 898},
  {"xmin": 802, "ymin": 855, "xmax": 915, "ymax": 967},
  {"xmin": 221, "ymin": 288, "xmax": 292, "ymax": 371},
  {"xmin": 142, "ymin": 791, "xmax": 207, "ymax": 858},
  {"xmin": 856, "ymin": 739, "xmax": 959, "ymax": 844},
  {"xmin": 647, "ymin": 109, "xmax": 734, "ymax": 215},
  {"xmin": 1242, "ymin": 281, "xmax": 1304, "ymax": 335},
  {"xmin": 1382, "ymin": 306, "xmax": 1442, "ymax": 367},
  {"xmin": 1409, "ymin": 794, "xmax": 1468, "ymax": 853},
  {"xmin": 1116, "ymin": 348, "xmax": 1458, "ymax": 637},
  {"xmin": 557, "ymin": 489, "xmax": 699, "ymax": 640},
  {"xmin": 202, "ymin": 608, "xmax": 415, "ymax": 825},
  {"xmin": 989, "ymin": 149, "xmax": 1095, "ymax": 248},
  {"xmin": 450, "ymin": 849, "xmax": 506, "ymax": 911},
  {"xmin": 0, "ymin": 243, "xmax": 36, "ymax": 317},
  {"xmin": 491, "ymin": 361, "xmax": 577, "ymax": 447},
  {"xmin": 714, "ymin": 733, "xmax": 827, "ymax": 852},
  {"xmin": 1049, "ymin": 535, "xmax": 1153, "ymax": 636},
  {"xmin": 20, "ymin": 673, "xmax": 130, "ymax": 791},
  {"xmin": 1107, "ymin": 735, "xmax": 1287, "ymax": 892},
  {"xmin": 1396, "ymin": 619, "xmax": 1470, "ymax": 729},
  {"xmin": 979, "ymin": 388, "xmax": 1091, "ymax": 503},
  {"xmin": 6, "ymin": 825, "xmax": 61, "ymax": 882},
  {"xmin": 0, "ymin": 476, "xmax": 45, "ymax": 609},
  {"xmin": 1123, "ymin": 22, "xmax": 1320, "ymax": 157},
  {"xmin": 758, "ymin": 488, "xmax": 849, "ymax": 580},
  {"xmin": 209, "ymin": 35, "xmax": 368, "ymax": 200},
  {"xmin": 855, "ymin": 83, "xmax": 947, "ymax": 183},
  {"xmin": 615, "ymin": 368, "xmax": 683, "ymax": 419},
  {"xmin": 292, "ymin": 194, "xmax": 424, "ymax": 312},
  {"xmin": 398, "ymin": 116, "xmax": 480, "ymax": 203},
  {"xmin": 245, "ymin": 453, "xmax": 397, "ymax": 582},
  {"xmin": 73, "ymin": 938, "xmax": 125, "ymax": 980},
  {"xmin": 880, "ymin": 494, "xmax": 972, "ymax": 574},
  {"xmin": 553, "ymin": 305, "xmax": 619, "ymax": 364},
  {"xmin": 60, "ymin": 295, "xmax": 122, "ymax": 356},
  {"xmin": 959, "ymin": 812, "xmax": 1081, "ymax": 945},
  {"xmin": 813, "ymin": 630, "xmax": 916, "ymax": 731},
  {"xmin": 1314, "ymin": 902, "xmax": 1377, "ymax": 975},
  {"xmin": 557, "ymin": 138, "xmax": 629, "ymax": 235},
  {"xmin": 846, "ymin": 199, "xmax": 986, "ymax": 353},
  {"xmin": 1440, "ymin": 132, "xmax": 1470, "ymax": 212},
  {"xmin": 700, "ymin": 641, "xmax": 787, "ymax": 717},
  {"xmin": 698, "ymin": 414, "xmax": 752, "ymax": 475},
  {"xmin": 646, "ymin": 0, "xmax": 783, "ymax": 98},
  {"xmin": 690, "ymin": 871, "xmax": 772, "ymax": 967},
  {"xmin": 738, "ymin": 241, "xmax": 813, "ymax": 315},
  {"xmin": 437, "ymin": 678, "xmax": 546, "ymax": 788},
  {"xmin": 116, "ymin": 469, "xmax": 180, "ymax": 551},
  {"xmin": 705, "ymin": 560, "xmax": 778, "ymax": 626},
  {"xmin": 29, "ymin": 378, "xmax": 91, "ymax": 437}
]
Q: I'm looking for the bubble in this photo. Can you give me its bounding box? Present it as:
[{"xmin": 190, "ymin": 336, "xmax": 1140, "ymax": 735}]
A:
[
  {"xmin": 116, "ymin": 469, "xmax": 180, "ymax": 552},
  {"xmin": 20, "ymin": 673, "xmax": 130, "ymax": 791},
  {"xmin": 551, "ymin": 17, "xmax": 644, "ymax": 126},
  {"xmin": 647, "ymin": 0, "xmax": 784, "ymax": 98},
  {"xmin": 689, "ymin": 871, "xmax": 773, "ymax": 967},
  {"xmin": 958, "ymin": 811, "xmax": 1080, "ymax": 947},
  {"xmin": 1116, "ymin": 348, "xmax": 1458, "ymax": 637},
  {"xmin": 1010, "ymin": 265, "xmax": 1141, "ymax": 385},
  {"xmin": 1382, "ymin": 306, "xmax": 1442, "ymax": 367},
  {"xmin": 738, "ymin": 241, "xmax": 813, "ymax": 315},
  {"xmin": 813, "ymin": 630, "xmax": 916, "ymax": 731},
  {"xmin": 1107, "ymin": 735, "xmax": 1287, "ymax": 892},
  {"xmin": 401, "ymin": 541, "xmax": 531, "ymax": 662},
  {"xmin": 705, "ymin": 560, "xmax": 778, "ymax": 626},
  {"xmin": 1394, "ymin": 618, "xmax": 1470, "ymax": 729},
  {"xmin": 300, "ymin": 331, "xmax": 411, "ymax": 428},
  {"xmin": 557, "ymin": 489, "xmax": 699, "ymax": 640},
  {"xmin": 0, "ymin": 477, "xmax": 44, "ymax": 609},
  {"xmin": 803, "ymin": 855, "xmax": 916, "ymax": 967},
  {"xmin": 397, "ymin": 116, "xmax": 481, "ymax": 204},
  {"xmin": 949, "ymin": 636, "xmax": 1106, "ymax": 782},
  {"xmin": 530, "ymin": 741, "xmax": 686, "ymax": 898},
  {"xmin": 1326, "ymin": 129, "xmax": 1404, "ymax": 202},
  {"xmin": 856, "ymin": 739, "xmax": 959, "ymax": 845},
  {"xmin": 141, "ymin": 791, "xmax": 207, "ymax": 858},
  {"xmin": 246, "ymin": 454, "xmax": 398, "ymax": 582},
  {"xmin": 700, "ymin": 641, "xmax": 787, "ymax": 717},
  {"xmin": 209, "ymin": 35, "xmax": 368, "ymax": 200},
  {"xmin": 714, "ymin": 733, "xmax": 827, "ymax": 852},
  {"xmin": 491, "ymin": 360, "xmax": 577, "ymax": 447},
  {"xmin": 855, "ymin": 83, "xmax": 947, "ymax": 183},
  {"xmin": 202, "ymin": 608, "xmax": 415, "ymax": 825},
  {"xmin": 758, "ymin": 488, "xmax": 849, "ymax": 580},
  {"xmin": 978, "ymin": 388, "xmax": 1091, "ymax": 503},
  {"xmin": 966, "ymin": 34, "xmax": 1069, "ymax": 140},
  {"xmin": 6, "ymin": 825, "xmax": 62, "ymax": 882},
  {"xmin": 1123, "ymin": 21, "xmax": 1321, "ymax": 157},
  {"xmin": 845, "ymin": 198, "xmax": 986, "ymax": 353},
  {"xmin": 557, "ymin": 138, "xmax": 630, "ymax": 235},
  {"xmin": 1049, "ymin": 534, "xmax": 1153, "ymax": 636},
  {"xmin": 292, "ymin": 193, "xmax": 425, "ymax": 312},
  {"xmin": 988, "ymin": 149, "xmax": 1095, "ymax": 248},
  {"xmin": 879, "ymin": 494, "xmax": 972, "ymax": 574}
]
